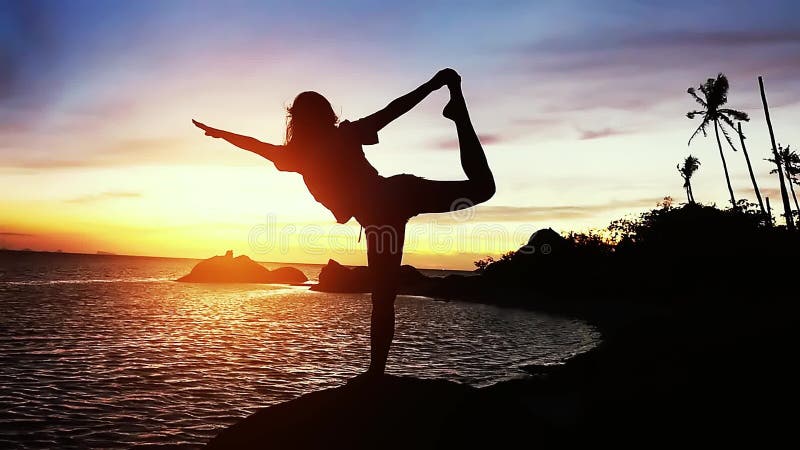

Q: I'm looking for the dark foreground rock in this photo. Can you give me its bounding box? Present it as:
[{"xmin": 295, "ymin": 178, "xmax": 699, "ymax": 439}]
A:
[
  {"xmin": 206, "ymin": 375, "xmax": 542, "ymax": 449},
  {"xmin": 205, "ymin": 300, "xmax": 797, "ymax": 447},
  {"xmin": 177, "ymin": 251, "xmax": 307, "ymax": 284}
]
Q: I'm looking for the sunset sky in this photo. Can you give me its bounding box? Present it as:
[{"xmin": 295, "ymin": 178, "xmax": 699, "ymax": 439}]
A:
[{"xmin": 2, "ymin": 0, "xmax": 799, "ymax": 269}]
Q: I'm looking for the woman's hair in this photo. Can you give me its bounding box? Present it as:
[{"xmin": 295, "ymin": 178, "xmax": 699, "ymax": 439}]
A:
[{"xmin": 285, "ymin": 91, "xmax": 338, "ymax": 146}]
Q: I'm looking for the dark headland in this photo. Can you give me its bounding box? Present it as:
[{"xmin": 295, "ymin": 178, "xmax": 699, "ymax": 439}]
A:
[{"xmin": 207, "ymin": 204, "xmax": 798, "ymax": 446}]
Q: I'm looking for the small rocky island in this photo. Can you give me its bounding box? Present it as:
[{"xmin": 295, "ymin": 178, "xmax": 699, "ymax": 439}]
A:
[{"xmin": 177, "ymin": 251, "xmax": 307, "ymax": 284}]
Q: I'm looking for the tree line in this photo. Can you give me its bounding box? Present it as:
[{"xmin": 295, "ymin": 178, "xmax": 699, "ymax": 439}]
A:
[{"xmin": 684, "ymin": 74, "xmax": 799, "ymax": 230}]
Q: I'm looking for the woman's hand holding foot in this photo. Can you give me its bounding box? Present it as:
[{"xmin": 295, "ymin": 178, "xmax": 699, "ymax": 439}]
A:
[
  {"xmin": 441, "ymin": 68, "xmax": 461, "ymax": 88},
  {"xmin": 430, "ymin": 68, "xmax": 459, "ymax": 90},
  {"xmin": 441, "ymin": 71, "xmax": 467, "ymax": 121}
]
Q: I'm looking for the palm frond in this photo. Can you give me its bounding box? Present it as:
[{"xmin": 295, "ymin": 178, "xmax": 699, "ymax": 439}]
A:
[
  {"xmin": 688, "ymin": 118, "xmax": 710, "ymax": 145},
  {"xmin": 719, "ymin": 108, "xmax": 749, "ymax": 122},
  {"xmin": 717, "ymin": 120, "xmax": 738, "ymax": 151},
  {"xmin": 718, "ymin": 114, "xmax": 738, "ymax": 131},
  {"xmin": 766, "ymin": 154, "xmax": 780, "ymax": 165},
  {"xmin": 778, "ymin": 145, "xmax": 800, "ymax": 179},
  {"xmin": 783, "ymin": 146, "xmax": 800, "ymax": 163},
  {"xmin": 686, "ymin": 110, "xmax": 705, "ymax": 119},
  {"xmin": 687, "ymin": 88, "xmax": 708, "ymax": 108}
]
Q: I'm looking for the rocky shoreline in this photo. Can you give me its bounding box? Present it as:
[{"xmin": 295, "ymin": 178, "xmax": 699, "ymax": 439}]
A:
[{"xmin": 201, "ymin": 217, "xmax": 800, "ymax": 446}]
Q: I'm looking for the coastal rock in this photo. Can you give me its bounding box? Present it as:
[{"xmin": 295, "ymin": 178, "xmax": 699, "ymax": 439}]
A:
[
  {"xmin": 519, "ymin": 227, "xmax": 568, "ymax": 256},
  {"xmin": 177, "ymin": 251, "xmax": 307, "ymax": 284},
  {"xmin": 311, "ymin": 259, "xmax": 432, "ymax": 293},
  {"xmin": 205, "ymin": 375, "xmax": 535, "ymax": 449},
  {"xmin": 313, "ymin": 259, "xmax": 371, "ymax": 292}
]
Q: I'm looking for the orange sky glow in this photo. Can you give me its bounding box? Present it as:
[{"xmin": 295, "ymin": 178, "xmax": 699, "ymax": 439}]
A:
[{"xmin": 2, "ymin": 1, "xmax": 799, "ymax": 269}]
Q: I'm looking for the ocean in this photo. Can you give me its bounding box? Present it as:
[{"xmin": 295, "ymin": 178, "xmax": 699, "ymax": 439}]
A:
[{"xmin": 0, "ymin": 251, "xmax": 599, "ymax": 448}]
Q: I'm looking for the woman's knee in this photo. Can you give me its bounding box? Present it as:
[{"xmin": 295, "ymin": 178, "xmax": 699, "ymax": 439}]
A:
[{"xmin": 469, "ymin": 178, "xmax": 495, "ymax": 205}]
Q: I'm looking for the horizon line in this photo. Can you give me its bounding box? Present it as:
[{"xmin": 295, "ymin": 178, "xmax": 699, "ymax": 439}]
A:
[{"xmin": 0, "ymin": 248, "xmax": 472, "ymax": 272}]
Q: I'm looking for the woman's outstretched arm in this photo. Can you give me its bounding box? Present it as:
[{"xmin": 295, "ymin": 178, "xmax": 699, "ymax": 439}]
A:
[
  {"xmin": 361, "ymin": 68, "xmax": 459, "ymax": 133},
  {"xmin": 192, "ymin": 119, "xmax": 284, "ymax": 163}
]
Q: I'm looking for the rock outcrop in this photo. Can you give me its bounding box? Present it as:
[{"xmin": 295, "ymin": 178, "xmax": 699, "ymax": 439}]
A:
[
  {"xmin": 177, "ymin": 251, "xmax": 307, "ymax": 284},
  {"xmin": 311, "ymin": 259, "xmax": 440, "ymax": 294}
]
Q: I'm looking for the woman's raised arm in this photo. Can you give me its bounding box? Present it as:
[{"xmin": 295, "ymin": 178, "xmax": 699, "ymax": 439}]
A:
[
  {"xmin": 192, "ymin": 119, "xmax": 283, "ymax": 162},
  {"xmin": 359, "ymin": 68, "xmax": 459, "ymax": 133}
]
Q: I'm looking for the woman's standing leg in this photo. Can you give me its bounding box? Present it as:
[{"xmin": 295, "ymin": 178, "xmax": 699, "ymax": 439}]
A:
[{"xmin": 365, "ymin": 221, "xmax": 406, "ymax": 375}]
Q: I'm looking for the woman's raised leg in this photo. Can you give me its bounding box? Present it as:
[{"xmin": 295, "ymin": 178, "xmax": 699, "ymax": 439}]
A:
[
  {"xmin": 364, "ymin": 221, "xmax": 406, "ymax": 376},
  {"xmin": 444, "ymin": 77, "xmax": 495, "ymax": 202},
  {"xmin": 413, "ymin": 79, "xmax": 496, "ymax": 215}
]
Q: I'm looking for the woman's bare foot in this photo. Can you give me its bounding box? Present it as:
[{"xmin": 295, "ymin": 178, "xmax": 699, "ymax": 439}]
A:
[{"xmin": 443, "ymin": 77, "xmax": 469, "ymax": 122}]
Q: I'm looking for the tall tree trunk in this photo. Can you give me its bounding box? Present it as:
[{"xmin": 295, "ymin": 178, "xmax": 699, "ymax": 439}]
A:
[
  {"xmin": 766, "ymin": 196, "xmax": 773, "ymax": 226},
  {"xmin": 688, "ymin": 181, "xmax": 695, "ymax": 203},
  {"xmin": 785, "ymin": 164, "xmax": 800, "ymax": 213},
  {"xmin": 738, "ymin": 122, "xmax": 766, "ymax": 216},
  {"xmin": 713, "ymin": 120, "xmax": 737, "ymax": 208},
  {"xmin": 759, "ymin": 76, "xmax": 795, "ymax": 230}
]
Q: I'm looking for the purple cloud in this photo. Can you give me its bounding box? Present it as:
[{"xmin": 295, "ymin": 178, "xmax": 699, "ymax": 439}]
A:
[
  {"xmin": 527, "ymin": 30, "xmax": 800, "ymax": 53},
  {"xmin": 508, "ymin": 25, "xmax": 800, "ymax": 114},
  {"xmin": 435, "ymin": 133, "xmax": 505, "ymax": 150},
  {"xmin": 579, "ymin": 128, "xmax": 630, "ymax": 140}
]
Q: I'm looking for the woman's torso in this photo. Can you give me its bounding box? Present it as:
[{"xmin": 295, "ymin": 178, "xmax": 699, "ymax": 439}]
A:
[{"xmin": 294, "ymin": 123, "xmax": 382, "ymax": 223}]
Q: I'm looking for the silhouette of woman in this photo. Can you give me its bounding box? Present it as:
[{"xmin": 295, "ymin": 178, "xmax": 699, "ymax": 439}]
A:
[{"xmin": 193, "ymin": 68, "xmax": 495, "ymax": 378}]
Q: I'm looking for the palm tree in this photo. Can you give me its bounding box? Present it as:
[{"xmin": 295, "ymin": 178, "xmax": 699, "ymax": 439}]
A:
[
  {"xmin": 687, "ymin": 73, "xmax": 749, "ymax": 209},
  {"xmin": 759, "ymin": 76, "xmax": 794, "ymax": 230},
  {"xmin": 768, "ymin": 144, "xmax": 800, "ymax": 214},
  {"xmin": 677, "ymin": 155, "xmax": 701, "ymax": 203}
]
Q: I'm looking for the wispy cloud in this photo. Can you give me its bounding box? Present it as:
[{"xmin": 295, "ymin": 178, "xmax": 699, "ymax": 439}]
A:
[
  {"xmin": 474, "ymin": 198, "xmax": 660, "ymax": 222},
  {"xmin": 509, "ymin": 25, "xmax": 800, "ymax": 114},
  {"xmin": 418, "ymin": 198, "xmax": 662, "ymax": 224},
  {"xmin": 434, "ymin": 133, "xmax": 505, "ymax": 150},
  {"xmin": 66, "ymin": 191, "xmax": 142, "ymax": 204},
  {"xmin": 579, "ymin": 128, "xmax": 630, "ymax": 140},
  {"xmin": 0, "ymin": 137, "xmax": 209, "ymax": 170},
  {"xmin": 0, "ymin": 231, "xmax": 34, "ymax": 237},
  {"xmin": 750, "ymin": 187, "xmax": 793, "ymax": 201},
  {"xmin": 527, "ymin": 30, "xmax": 800, "ymax": 54}
]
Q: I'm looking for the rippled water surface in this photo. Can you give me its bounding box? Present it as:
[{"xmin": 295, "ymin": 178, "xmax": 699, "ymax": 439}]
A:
[{"xmin": 0, "ymin": 252, "xmax": 599, "ymax": 448}]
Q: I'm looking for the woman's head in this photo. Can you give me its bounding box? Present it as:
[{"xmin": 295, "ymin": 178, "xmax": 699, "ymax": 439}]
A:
[{"xmin": 285, "ymin": 91, "xmax": 338, "ymax": 146}]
